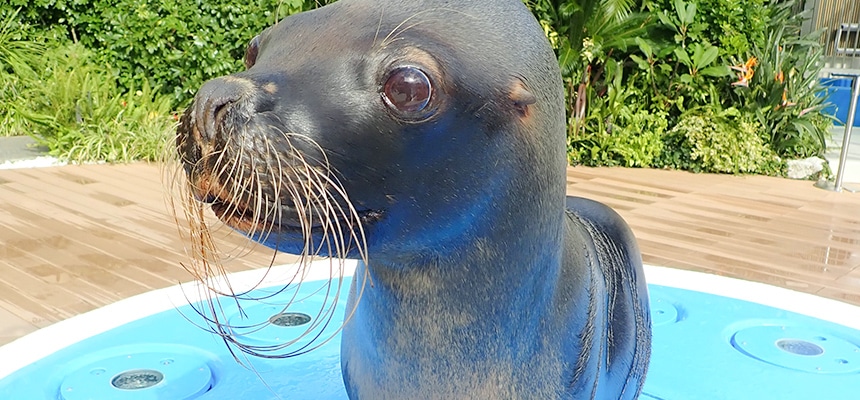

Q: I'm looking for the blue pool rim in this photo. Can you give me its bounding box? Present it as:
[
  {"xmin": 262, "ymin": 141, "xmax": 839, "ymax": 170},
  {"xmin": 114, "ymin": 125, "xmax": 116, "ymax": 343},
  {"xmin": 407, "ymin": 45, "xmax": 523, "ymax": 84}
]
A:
[{"xmin": 1, "ymin": 260, "xmax": 859, "ymax": 382}]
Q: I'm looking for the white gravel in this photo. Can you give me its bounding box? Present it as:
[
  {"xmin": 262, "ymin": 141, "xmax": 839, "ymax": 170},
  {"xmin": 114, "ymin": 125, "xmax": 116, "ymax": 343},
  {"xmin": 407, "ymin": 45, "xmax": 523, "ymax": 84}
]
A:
[{"xmin": 0, "ymin": 156, "xmax": 67, "ymax": 170}]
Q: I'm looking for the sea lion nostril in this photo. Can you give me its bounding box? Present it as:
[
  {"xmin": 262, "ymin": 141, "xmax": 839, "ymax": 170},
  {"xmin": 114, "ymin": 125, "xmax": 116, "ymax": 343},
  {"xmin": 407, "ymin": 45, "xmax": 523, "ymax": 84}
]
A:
[
  {"xmin": 188, "ymin": 77, "xmax": 255, "ymax": 142},
  {"xmin": 211, "ymin": 99, "xmax": 233, "ymax": 128}
]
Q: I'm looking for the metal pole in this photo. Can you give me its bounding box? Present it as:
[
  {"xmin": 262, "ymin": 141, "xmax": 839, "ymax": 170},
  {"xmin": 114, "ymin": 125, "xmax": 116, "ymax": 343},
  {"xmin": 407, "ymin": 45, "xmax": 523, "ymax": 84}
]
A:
[{"xmin": 833, "ymin": 74, "xmax": 860, "ymax": 191}]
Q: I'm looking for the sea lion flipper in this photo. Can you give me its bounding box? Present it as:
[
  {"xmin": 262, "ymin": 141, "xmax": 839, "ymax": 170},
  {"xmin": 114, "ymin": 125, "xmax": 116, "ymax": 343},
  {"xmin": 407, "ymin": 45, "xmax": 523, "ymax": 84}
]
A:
[{"xmin": 564, "ymin": 195, "xmax": 651, "ymax": 398}]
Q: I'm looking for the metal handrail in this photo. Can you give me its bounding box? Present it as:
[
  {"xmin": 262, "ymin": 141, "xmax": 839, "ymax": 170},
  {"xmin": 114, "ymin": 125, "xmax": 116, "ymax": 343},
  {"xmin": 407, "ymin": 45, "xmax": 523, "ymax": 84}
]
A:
[{"xmin": 821, "ymin": 72, "xmax": 859, "ymax": 192}]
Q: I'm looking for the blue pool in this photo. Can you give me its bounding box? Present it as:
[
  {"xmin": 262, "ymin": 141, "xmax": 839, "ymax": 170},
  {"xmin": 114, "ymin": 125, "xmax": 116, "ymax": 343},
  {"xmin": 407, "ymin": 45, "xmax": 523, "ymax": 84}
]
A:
[
  {"xmin": 1, "ymin": 266, "xmax": 859, "ymax": 399},
  {"xmin": 820, "ymin": 78, "xmax": 860, "ymax": 127}
]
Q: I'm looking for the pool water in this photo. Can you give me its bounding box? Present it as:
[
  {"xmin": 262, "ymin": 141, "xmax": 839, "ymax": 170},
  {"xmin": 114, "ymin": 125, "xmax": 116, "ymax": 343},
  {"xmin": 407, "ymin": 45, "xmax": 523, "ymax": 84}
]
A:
[{"xmin": 1, "ymin": 276, "xmax": 859, "ymax": 399}]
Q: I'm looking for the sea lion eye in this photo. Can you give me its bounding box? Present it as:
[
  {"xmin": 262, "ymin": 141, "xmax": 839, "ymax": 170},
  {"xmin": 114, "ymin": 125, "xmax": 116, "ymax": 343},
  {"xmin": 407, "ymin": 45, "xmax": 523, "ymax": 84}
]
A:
[
  {"xmin": 244, "ymin": 35, "xmax": 260, "ymax": 70},
  {"xmin": 382, "ymin": 66, "xmax": 433, "ymax": 115}
]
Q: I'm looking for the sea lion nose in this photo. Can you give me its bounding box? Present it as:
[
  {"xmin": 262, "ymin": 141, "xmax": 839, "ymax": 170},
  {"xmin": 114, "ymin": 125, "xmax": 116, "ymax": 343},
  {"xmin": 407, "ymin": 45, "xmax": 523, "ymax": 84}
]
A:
[
  {"xmin": 192, "ymin": 77, "xmax": 254, "ymax": 143},
  {"xmin": 176, "ymin": 76, "xmax": 263, "ymax": 170}
]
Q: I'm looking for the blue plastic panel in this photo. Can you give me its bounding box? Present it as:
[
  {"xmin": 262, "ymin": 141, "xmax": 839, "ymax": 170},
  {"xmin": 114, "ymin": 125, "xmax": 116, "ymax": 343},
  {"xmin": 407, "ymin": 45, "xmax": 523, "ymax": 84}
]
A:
[
  {"xmin": 642, "ymin": 285, "xmax": 860, "ymax": 400},
  {"xmin": 59, "ymin": 347, "xmax": 213, "ymax": 400},
  {"xmin": 1, "ymin": 279, "xmax": 859, "ymax": 399}
]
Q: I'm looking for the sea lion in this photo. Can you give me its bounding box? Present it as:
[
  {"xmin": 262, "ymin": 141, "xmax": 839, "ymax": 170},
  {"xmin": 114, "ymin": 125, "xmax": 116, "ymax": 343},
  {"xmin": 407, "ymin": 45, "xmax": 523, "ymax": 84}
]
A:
[{"xmin": 174, "ymin": 0, "xmax": 651, "ymax": 398}]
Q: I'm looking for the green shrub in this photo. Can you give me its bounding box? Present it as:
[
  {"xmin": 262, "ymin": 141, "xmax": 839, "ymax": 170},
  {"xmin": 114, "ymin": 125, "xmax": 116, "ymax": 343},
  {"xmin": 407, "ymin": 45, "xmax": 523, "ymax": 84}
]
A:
[
  {"xmin": 664, "ymin": 108, "xmax": 782, "ymax": 174},
  {"xmin": 2, "ymin": 0, "xmax": 832, "ymax": 168},
  {"xmin": 571, "ymin": 108, "xmax": 668, "ymax": 167},
  {"xmin": 569, "ymin": 61, "xmax": 668, "ymax": 167},
  {"xmin": 80, "ymin": 0, "xmax": 305, "ymax": 106},
  {"xmin": 0, "ymin": 1, "xmax": 331, "ymax": 161},
  {"xmin": 8, "ymin": 42, "xmax": 175, "ymax": 162},
  {"xmin": 646, "ymin": 0, "xmax": 769, "ymax": 57},
  {"xmin": 727, "ymin": 0, "xmax": 831, "ymax": 159},
  {"xmin": 0, "ymin": 8, "xmax": 46, "ymax": 137},
  {"xmin": 531, "ymin": 0, "xmax": 828, "ymax": 175},
  {"xmin": 5, "ymin": 0, "xmax": 324, "ymax": 107}
]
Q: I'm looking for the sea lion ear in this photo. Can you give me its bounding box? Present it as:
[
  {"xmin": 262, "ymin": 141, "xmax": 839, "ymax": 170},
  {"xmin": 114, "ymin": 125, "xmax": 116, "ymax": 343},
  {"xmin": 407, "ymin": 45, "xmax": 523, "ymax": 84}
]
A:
[
  {"xmin": 244, "ymin": 35, "xmax": 260, "ymax": 70},
  {"xmin": 508, "ymin": 77, "xmax": 537, "ymax": 117}
]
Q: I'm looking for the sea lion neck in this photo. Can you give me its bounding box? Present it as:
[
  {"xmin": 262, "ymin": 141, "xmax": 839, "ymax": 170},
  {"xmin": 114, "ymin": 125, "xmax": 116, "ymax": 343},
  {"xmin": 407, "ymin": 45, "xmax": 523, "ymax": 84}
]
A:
[{"xmin": 357, "ymin": 205, "xmax": 570, "ymax": 319}]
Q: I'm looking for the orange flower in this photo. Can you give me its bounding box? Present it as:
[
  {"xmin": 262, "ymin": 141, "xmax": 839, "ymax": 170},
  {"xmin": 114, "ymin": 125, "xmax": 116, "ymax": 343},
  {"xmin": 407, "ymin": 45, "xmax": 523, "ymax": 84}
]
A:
[
  {"xmin": 776, "ymin": 71, "xmax": 784, "ymax": 84},
  {"xmin": 731, "ymin": 57, "xmax": 757, "ymax": 87}
]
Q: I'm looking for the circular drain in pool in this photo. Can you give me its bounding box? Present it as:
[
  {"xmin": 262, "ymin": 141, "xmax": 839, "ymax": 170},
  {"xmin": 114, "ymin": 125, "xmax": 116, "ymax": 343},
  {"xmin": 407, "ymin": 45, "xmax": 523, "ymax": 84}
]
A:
[
  {"xmin": 111, "ymin": 369, "xmax": 164, "ymax": 390},
  {"xmin": 731, "ymin": 325, "xmax": 860, "ymax": 374},
  {"xmin": 776, "ymin": 339, "xmax": 824, "ymax": 356},
  {"xmin": 226, "ymin": 302, "xmax": 328, "ymax": 345},
  {"xmin": 60, "ymin": 348, "xmax": 212, "ymax": 400},
  {"xmin": 269, "ymin": 312, "xmax": 312, "ymax": 327}
]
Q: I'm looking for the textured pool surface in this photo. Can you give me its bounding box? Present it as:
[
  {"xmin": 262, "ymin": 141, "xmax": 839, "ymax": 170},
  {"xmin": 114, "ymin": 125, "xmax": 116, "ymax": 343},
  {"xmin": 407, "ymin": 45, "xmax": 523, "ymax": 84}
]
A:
[{"xmin": 1, "ymin": 277, "xmax": 859, "ymax": 399}]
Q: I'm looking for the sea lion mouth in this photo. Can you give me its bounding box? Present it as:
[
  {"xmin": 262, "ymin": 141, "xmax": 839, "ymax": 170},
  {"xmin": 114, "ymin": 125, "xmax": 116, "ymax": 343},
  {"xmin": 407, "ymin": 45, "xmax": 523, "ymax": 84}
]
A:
[
  {"xmin": 174, "ymin": 84, "xmax": 381, "ymax": 243},
  {"xmin": 204, "ymin": 192, "xmax": 383, "ymax": 236},
  {"xmin": 208, "ymin": 196, "xmax": 267, "ymax": 233},
  {"xmin": 186, "ymin": 147, "xmax": 384, "ymax": 239}
]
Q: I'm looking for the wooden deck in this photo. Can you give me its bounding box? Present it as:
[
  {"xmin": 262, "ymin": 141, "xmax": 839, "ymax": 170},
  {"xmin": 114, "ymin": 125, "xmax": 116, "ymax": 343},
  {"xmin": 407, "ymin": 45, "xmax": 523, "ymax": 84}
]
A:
[{"xmin": 0, "ymin": 163, "xmax": 858, "ymax": 346}]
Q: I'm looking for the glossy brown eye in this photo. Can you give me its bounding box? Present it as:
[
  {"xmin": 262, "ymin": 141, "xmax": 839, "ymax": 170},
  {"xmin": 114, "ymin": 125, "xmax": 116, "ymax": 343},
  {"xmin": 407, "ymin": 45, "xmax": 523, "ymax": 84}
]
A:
[
  {"xmin": 382, "ymin": 66, "xmax": 433, "ymax": 115},
  {"xmin": 244, "ymin": 35, "xmax": 260, "ymax": 70}
]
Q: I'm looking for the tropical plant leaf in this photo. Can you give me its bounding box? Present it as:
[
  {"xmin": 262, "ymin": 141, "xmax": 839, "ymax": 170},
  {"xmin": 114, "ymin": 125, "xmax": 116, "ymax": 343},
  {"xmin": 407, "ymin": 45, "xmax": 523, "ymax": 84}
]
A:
[
  {"xmin": 674, "ymin": 47, "xmax": 692, "ymax": 67},
  {"xmin": 630, "ymin": 54, "xmax": 650, "ymax": 70},
  {"xmin": 694, "ymin": 45, "xmax": 719, "ymax": 69},
  {"xmin": 635, "ymin": 37, "xmax": 653, "ymax": 58},
  {"xmin": 699, "ymin": 65, "xmax": 732, "ymax": 77}
]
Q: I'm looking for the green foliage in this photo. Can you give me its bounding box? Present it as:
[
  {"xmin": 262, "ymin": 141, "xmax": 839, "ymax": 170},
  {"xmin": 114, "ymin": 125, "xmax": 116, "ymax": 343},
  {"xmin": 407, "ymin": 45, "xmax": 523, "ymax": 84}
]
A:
[
  {"xmin": 728, "ymin": 0, "xmax": 831, "ymax": 158},
  {"xmin": 690, "ymin": 0, "xmax": 769, "ymax": 56},
  {"xmin": 529, "ymin": 0, "xmax": 829, "ymax": 176},
  {"xmin": 529, "ymin": 0, "xmax": 649, "ymax": 131},
  {"xmin": 0, "ymin": 9, "xmax": 46, "ymax": 136},
  {"xmin": 81, "ymin": 0, "xmax": 305, "ymax": 106},
  {"xmin": 663, "ymin": 108, "xmax": 781, "ymax": 174},
  {"xmin": 0, "ymin": 0, "xmax": 331, "ymax": 162},
  {"xmin": 569, "ymin": 61, "xmax": 668, "ymax": 167},
  {"xmin": 571, "ymin": 107, "xmax": 668, "ymax": 167},
  {"xmin": 6, "ymin": 0, "xmax": 320, "ymax": 107},
  {"xmin": 1, "ymin": 0, "xmax": 832, "ymax": 169},
  {"xmin": 3, "ymin": 40, "xmax": 175, "ymax": 162},
  {"xmin": 630, "ymin": 0, "xmax": 733, "ymax": 115},
  {"xmin": 530, "ymin": 0, "xmax": 645, "ymax": 74}
]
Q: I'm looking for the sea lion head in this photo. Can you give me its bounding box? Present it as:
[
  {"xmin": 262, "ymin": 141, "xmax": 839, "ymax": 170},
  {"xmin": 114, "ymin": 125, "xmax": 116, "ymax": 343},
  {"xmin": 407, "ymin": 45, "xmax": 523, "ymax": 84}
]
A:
[{"xmin": 175, "ymin": 0, "xmax": 565, "ymax": 263}]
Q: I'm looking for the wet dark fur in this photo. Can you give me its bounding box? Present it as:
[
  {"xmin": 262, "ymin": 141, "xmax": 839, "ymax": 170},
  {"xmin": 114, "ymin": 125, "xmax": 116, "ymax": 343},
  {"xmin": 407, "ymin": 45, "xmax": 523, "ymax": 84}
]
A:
[{"xmin": 173, "ymin": 0, "xmax": 651, "ymax": 398}]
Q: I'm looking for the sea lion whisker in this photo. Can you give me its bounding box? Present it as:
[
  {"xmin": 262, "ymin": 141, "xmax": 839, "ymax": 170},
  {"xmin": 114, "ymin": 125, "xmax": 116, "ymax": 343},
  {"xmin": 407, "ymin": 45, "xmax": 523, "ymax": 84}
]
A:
[
  {"xmin": 247, "ymin": 156, "xmax": 270, "ymax": 233},
  {"xmin": 275, "ymin": 131, "xmax": 369, "ymax": 263},
  {"xmin": 380, "ymin": 8, "xmax": 477, "ymax": 48},
  {"xmin": 180, "ymin": 172, "xmax": 259, "ymax": 302},
  {"xmin": 300, "ymin": 164, "xmax": 358, "ymax": 261},
  {"xmin": 381, "ymin": 10, "xmax": 440, "ymax": 45},
  {"xmin": 310, "ymin": 168, "xmax": 370, "ymax": 262},
  {"xmin": 209, "ymin": 133, "xmax": 239, "ymax": 181},
  {"xmin": 273, "ymin": 161, "xmax": 368, "ymax": 346},
  {"xmin": 372, "ymin": 8, "xmax": 385, "ymax": 48},
  {"xmin": 205, "ymin": 265, "xmax": 343, "ymax": 358},
  {"xmin": 264, "ymin": 136, "xmax": 288, "ymax": 236}
]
